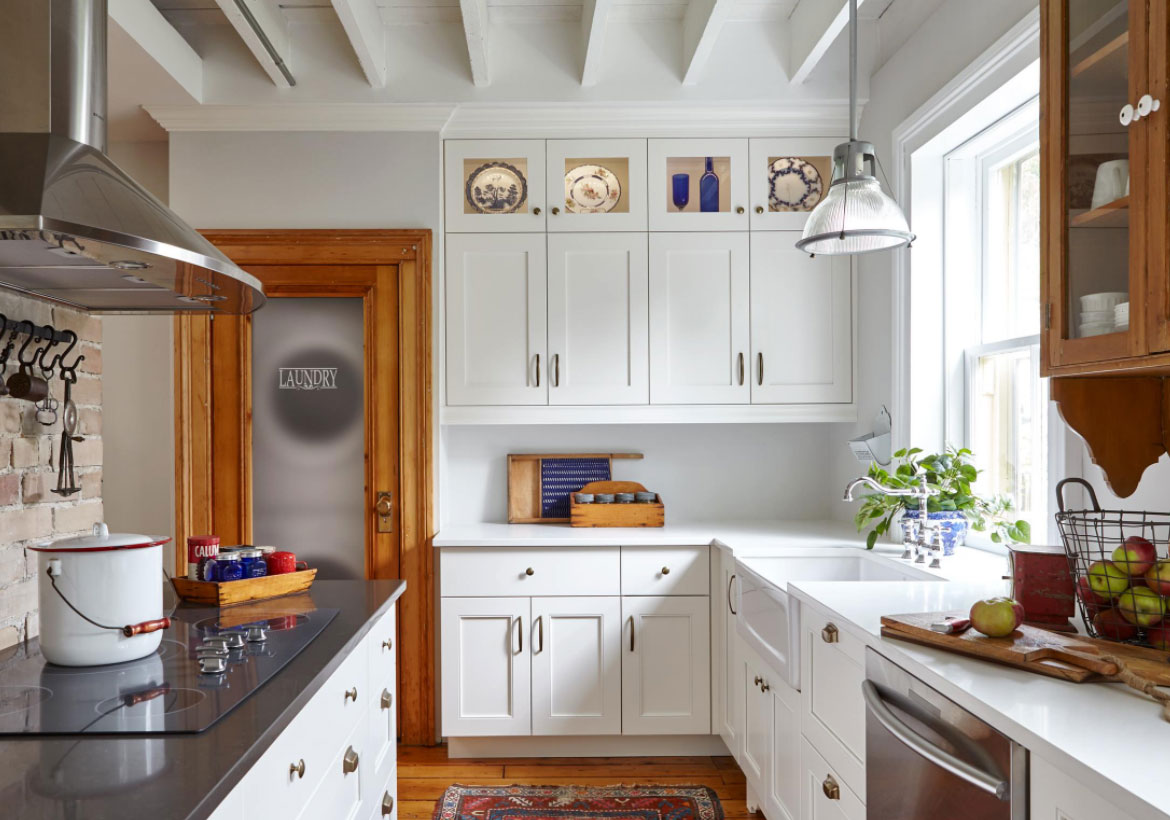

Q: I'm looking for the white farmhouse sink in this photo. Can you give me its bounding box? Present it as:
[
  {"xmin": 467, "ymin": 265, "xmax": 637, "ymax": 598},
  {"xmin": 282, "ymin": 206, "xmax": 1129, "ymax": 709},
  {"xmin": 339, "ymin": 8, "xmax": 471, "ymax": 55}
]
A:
[{"xmin": 735, "ymin": 550, "xmax": 936, "ymax": 690}]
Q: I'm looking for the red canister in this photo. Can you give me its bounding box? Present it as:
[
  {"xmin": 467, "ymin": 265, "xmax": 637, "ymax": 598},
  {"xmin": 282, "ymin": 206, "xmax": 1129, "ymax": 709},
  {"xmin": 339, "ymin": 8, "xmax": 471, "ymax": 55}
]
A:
[
  {"xmin": 265, "ymin": 550, "xmax": 308, "ymax": 575},
  {"xmin": 187, "ymin": 535, "xmax": 220, "ymax": 580}
]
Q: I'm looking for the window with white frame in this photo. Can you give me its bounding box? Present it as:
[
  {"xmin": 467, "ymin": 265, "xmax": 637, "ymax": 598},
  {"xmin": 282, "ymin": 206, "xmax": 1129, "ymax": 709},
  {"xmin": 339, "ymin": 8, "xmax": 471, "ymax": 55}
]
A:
[{"xmin": 944, "ymin": 99, "xmax": 1046, "ymax": 543}]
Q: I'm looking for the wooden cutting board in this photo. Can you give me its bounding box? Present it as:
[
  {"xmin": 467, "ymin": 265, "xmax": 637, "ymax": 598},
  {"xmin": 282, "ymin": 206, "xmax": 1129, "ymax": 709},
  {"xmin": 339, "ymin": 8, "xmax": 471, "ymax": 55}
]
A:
[{"xmin": 881, "ymin": 611, "xmax": 1170, "ymax": 685}]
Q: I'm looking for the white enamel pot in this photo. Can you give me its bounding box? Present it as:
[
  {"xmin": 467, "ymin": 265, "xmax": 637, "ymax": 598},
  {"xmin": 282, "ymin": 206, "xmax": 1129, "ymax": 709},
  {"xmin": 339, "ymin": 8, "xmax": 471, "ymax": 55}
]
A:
[{"xmin": 31, "ymin": 523, "xmax": 173, "ymax": 667}]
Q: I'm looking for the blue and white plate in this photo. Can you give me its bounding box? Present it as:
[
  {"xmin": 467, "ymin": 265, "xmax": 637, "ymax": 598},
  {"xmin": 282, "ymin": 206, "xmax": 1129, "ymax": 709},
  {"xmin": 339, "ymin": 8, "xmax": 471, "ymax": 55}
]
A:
[
  {"xmin": 466, "ymin": 161, "xmax": 528, "ymax": 214},
  {"xmin": 565, "ymin": 164, "xmax": 622, "ymax": 214},
  {"xmin": 768, "ymin": 157, "xmax": 824, "ymax": 212}
]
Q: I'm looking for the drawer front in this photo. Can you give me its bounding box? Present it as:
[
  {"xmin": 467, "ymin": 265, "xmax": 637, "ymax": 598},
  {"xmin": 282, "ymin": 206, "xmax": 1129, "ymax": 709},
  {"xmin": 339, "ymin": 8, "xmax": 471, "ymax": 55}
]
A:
[
  {"xmin": 621, "ymin": 546, "xmax": 709, "ymax": 596},
  {"xmin": 441, "ymin": 547, "xmax": 620, "ymax": 596},
  {"xmin": 800, "ymin": 737, "xmax": 864, "ymax": 820},
  {"xmin": 368, "ymin": 767, "xmax": 398, "ymax": 820},
  {"xmin": 368, "ymin": 605, "xmax": 397, "ymax": 693},
  {"xmin": 300, "ymin": 712, "xmax": 368, "ymax": 820},
  {"xmin": 368, "ymin": 683, "xmax": 396, "ymax": 802},
  {"xmin": 801, "ymin": 613, "xmax": 865, "ymax": 801}
]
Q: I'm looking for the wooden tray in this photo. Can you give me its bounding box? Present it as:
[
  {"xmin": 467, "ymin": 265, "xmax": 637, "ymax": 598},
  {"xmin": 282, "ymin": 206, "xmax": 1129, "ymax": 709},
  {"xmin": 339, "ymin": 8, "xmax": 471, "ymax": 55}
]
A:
[
  {"xmin": 570, "ymin": 481, "xmax": 665, "ymax": 528},
  {"xmin": 881, "ymin": 611, "xmax": 1170, "ymax": 684},
  {"xmin": 507, "ymin": 453, "xmax": 643, "ymax": 523},
  {"xmin": 171, "ymin": 569, "xmax": 318, "ymax": 608}
]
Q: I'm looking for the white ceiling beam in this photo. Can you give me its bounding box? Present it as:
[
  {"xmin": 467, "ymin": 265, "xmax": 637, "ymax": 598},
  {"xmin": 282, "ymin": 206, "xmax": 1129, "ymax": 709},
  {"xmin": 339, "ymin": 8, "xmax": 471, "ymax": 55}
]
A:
[
  {"xmin": 213, "ymin": 0, "xmax": 295, "ymax": 88},
  {"xmin": 108, "ymin": 0, "xmax": 203, "ymax": 102},
  {"xmin": 331, "ymin": 0, "xmax": 388, "ymax": 88},
  {"xmin": 787, "ymin": 0, "xmax": 872, "ymax": 85},
  {"xmin": 682, "ymin": 0, "xmax": 735, "ymax": 86},
  {"xmin": 459, "ymin": 0, "xmax": 491, "ymax": 87},
  {"xmin": 580, "ymin": 0, "xmax": 614, "ymax": 87}
]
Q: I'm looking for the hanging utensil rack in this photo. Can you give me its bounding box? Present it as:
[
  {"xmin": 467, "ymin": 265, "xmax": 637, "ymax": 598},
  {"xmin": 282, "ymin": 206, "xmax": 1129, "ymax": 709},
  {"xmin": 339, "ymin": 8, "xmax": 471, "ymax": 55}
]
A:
[{"xmin": 0, "ymin": 318, "xmax": 74, "ymax": 345}]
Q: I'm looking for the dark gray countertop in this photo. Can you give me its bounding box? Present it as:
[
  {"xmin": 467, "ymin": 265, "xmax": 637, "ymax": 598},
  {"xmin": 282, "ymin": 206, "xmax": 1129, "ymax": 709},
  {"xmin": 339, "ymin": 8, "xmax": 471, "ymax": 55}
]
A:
[{"xmin": 0, "ymin": 579, "xmax": 407, "ymax": 820}]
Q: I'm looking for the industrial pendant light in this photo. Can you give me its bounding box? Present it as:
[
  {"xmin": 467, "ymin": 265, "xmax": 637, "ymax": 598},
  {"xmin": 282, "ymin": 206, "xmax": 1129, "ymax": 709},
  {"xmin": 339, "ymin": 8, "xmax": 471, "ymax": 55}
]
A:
[{"xmin": 795, "ymin": 0, "xmax": 915, "ymax": 256}]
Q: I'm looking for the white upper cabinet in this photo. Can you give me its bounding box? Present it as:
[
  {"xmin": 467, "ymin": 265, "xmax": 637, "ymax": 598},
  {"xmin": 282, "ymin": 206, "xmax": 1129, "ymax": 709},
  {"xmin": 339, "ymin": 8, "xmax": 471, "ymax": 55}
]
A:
[
  {"xmin": 648, "ymin": 139, "xmax": 750, "ymax": 231},
  {"xmin": 748, "ymin": 138, "xmax": 841, "ymax": 231},
  {"xmin": 649, "ymin": 232, "xmax": 751, "ymax": 404},
  {"xmin": 621, "ymin": 595, "xmax": 711, "ymax": 735},
  {"xmin": 546, "ymin": 140, "xmax": 648, "ymax": 232},
  {"xmin": 446, "ymin": 233, "xmax": 547, "ymax": 406},
  {"xmin": 547, "ymin": 233, "xmax": 649, "ymax": 405},
  {"xmin": 445, "ymin": 140, "xmax": 547, "ymax": 232},
  {"xmin": 750, "ymin": 232, "xmax": 853, "ymax": 405}
]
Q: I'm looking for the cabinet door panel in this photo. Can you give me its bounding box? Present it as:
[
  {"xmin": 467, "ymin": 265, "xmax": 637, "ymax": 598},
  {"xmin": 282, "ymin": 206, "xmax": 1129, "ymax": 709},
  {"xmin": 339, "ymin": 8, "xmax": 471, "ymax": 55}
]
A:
[
  {"xmin": 446, "ymin": 234, "xmax": 547, "ymax": 406},
  {"xmin": 548, "ymin": 233, "xmax": 649, "ymax": 405},
  {"xmin": 740, "ymin": 654, "xmax": 770, "ymax": 787},
  {"xmin": 445, "ymin": 140, "xmax": 546, "ymax": 233},
  {"xmin": 531, "ymin": 596, "xmax": 622, "ymax": 735},
  {"xmin": 299, "ymin": 715, "xmax": 368, "ymax": 820},
  {"xmin": 801, "ymin": 612, "xmax": 866, "ymax": 800},
  {"xmin": 648, "ymin": 139, "xmax": 749, "ymax": 231},
  {"xmin": 719, "ymin": 549, "xmax": 742, "ymax": 758},
  {"xmin": 440, "ymin": 597, "xmax": 531, "ymax": 736},
  {"xmin": 800, "ymin": 738, "xmax": 864, "ymax": 820},
  {"xmin": 622, "ymin": 596, "xmax": 711, "ymax": 735},
  {"xmin": 748, "ymin": 138, "xmax": 841, "ymax": 231},
  {"xmin": 649, "ymin": 232, "xmax": 750, "ymax": 404},
  {"xmin": 1030, "ymin": 755, "xmax": 1138, "ymax": 820},
  {"xmin": 768, "ymin": 680, "xmax": 800, "ymax": 820},
  {"xmin": 750, "ymin": 232, "xmax": 852, "ymax": 404},
  {"xmin": 546, "ymin": 139, "xmax": 648, "ymax": 232}
]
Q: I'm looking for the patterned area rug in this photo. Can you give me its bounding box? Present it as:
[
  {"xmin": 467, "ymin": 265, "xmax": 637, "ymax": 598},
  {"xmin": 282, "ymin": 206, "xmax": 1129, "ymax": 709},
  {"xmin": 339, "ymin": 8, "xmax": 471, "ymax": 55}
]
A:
[{"xmin": 432, "ymin": 785, "xmax": 724, "ymax": 820}]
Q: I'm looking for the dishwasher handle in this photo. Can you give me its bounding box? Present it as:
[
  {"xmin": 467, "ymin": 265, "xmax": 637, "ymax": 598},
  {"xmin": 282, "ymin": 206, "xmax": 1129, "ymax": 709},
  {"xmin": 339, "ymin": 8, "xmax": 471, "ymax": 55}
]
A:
[{"xmin": 861, "ymin": 680, "xmax": 1010, "ymax": 801}]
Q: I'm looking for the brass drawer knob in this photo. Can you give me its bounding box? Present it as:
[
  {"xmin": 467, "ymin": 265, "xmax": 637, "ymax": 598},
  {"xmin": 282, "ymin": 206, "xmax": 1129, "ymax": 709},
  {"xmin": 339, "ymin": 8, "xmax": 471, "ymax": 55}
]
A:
[
  {"xmin": 342, "ymin": 746, "xmax": 359, "ymax": 774},
  {"xmin": 661, "ymin": 566, "xmax": 670, "ymax": 575},
  {"xmin": 289, "ymin": 759, "xmax": 305, "ymax": 779},
  {"xmin": 382, "ymin": 638, "xmax": 393, "ymax": 651},
  {"xmin": 525, "ymin": 567, "xmax": 535, "ymax": 576},
  {"xmin": 736, "ymin": 206, "xmax": 745, "ymax": 214},
  {"xmin": 822, "ymin": 775, "xmax": 840, "ymax": 800},
  {"xmin": 822, "ymin": 623, "xmax": 839, "ymax": 644},
  {"xmin": 345, "ymin": 686, "xmax": 358, "ymax": 702},
  {"xmin": 551, "ymin": 207, "xmax": 560, "ymax": 215},
  {"xmin": 755, "ymin": 205, "xmax": 765, "ymax": 214},
  {"xmin": 382, "ymin": 792, "xmax": 395, "ymax": 816},
  {"xmin": 532, "ymin": 207, "xmax": 542, "ymax": 216},
  {"xmin": 381, "ymin": 688, "xmax": 393, "ymax": 710}
]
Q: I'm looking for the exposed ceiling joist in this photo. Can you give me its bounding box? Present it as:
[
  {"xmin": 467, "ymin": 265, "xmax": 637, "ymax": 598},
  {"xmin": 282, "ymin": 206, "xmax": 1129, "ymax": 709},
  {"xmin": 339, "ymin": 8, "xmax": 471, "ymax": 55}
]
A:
[
  {"xmin": 682, "ymin": 0, "xmax": 735, "ymax": 86},
  {"xmin": 331, "ymin": 0, "xmax": 388, "ymax": 87},
  {"xmin": 580, "ymin": 0, "xmax": 614, "ymax": 86},
  {"xmin": 213, "ymin": 0, "xmax": 295, "ymax": 87},
  {"xmin": 459, "ymin": 0, "xmax": 491, "ymax": 87},
  {"xmin": 108, "ymin": 0, "xmax": 203, "ymax": 102},
  {"xmin": 787, "ymin": 0, "xmax": 872, "ymax": 85}
]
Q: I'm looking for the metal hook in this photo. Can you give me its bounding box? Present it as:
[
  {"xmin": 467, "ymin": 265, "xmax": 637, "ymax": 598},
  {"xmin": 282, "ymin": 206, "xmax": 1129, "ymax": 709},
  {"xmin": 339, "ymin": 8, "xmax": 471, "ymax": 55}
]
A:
[
  {"xmin": 35, "ymin": 325, "xmax": 60, "ymax": 378},
  {"xmin": 45, "ymin": 329, "xmax": 76, "ymax": 377},
  {"xmin": 14, "ymin": 321, "xmax": 38, "ymax": 367},
  {"xmin": 60, "ymin": 352, "xmax": 84, "ymax": 383}
]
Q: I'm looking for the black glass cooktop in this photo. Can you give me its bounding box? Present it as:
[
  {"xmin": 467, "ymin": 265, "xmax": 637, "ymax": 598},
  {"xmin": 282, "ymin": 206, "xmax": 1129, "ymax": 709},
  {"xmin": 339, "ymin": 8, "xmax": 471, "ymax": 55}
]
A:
[{"xmin": 0, "ymin": 605, "xmax": 338, "ymax": 735}]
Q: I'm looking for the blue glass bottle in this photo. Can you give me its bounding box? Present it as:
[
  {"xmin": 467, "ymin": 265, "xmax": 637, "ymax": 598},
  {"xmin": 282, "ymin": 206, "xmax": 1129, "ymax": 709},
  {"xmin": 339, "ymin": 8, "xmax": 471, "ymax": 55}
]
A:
[{"xmin": 699, "ymin": 157, "xmax": 720, "ymax": 212}]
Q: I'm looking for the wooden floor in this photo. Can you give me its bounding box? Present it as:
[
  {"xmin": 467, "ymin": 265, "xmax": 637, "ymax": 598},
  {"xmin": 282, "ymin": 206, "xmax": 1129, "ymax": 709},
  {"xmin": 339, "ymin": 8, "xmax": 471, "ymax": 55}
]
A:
[{"xmin": 398, "ymin": 746, "xmax": 759, "ymax": 820}]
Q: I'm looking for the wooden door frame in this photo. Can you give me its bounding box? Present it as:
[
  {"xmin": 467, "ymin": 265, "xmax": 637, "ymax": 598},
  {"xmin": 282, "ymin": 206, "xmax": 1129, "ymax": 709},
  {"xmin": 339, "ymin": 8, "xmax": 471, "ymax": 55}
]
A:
[{"xmin": 174, "ymin": 229, "xmax": 436, "ymax": 745}]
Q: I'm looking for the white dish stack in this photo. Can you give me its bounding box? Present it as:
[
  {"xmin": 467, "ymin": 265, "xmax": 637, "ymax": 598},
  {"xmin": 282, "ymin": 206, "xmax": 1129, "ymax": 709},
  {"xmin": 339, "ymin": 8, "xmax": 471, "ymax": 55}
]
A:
[{"xmin": 1078, "ymin": 292, "xmax": 1127, "ymax": 337}]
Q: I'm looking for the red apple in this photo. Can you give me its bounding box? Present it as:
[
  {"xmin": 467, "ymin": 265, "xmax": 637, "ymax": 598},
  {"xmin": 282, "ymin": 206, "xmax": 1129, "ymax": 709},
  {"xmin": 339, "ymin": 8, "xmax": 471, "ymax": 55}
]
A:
[
  {"xmin": 1087, "ymin": 561, "xmax": 1130, "ymax": 601},
  {"xmin": 1145, "ymin": 624, "xmax": 1170, "ymax": 650},
  {"xmin": 969, "ymin": 597, "xmax": 1026, "ymax": 638},
  {"xmin": 1111, "ymin": 536, "xmax": 1158, "ymax": 577},
  {"xmin": 1077, "ymin": 575, "xmax": 1107, "ymax": 615},
  {"xmin": 1118, "ymin": 587, "xmax": 1167, "ymax": 627},
  {"xmin": 1146, "ymin": 560, "xmax": 1170, "ymax": 596},
  {"xmin": 1093, "ymin": 608, "xmax": 1139, "ymax": 641}
]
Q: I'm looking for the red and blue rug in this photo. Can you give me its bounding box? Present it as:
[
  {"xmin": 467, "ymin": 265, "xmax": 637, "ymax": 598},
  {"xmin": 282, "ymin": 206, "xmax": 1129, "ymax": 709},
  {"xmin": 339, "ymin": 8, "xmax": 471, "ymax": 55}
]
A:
[{"xmin": 432, "ymin": 785, "xmax": 724, "ymax": 820}]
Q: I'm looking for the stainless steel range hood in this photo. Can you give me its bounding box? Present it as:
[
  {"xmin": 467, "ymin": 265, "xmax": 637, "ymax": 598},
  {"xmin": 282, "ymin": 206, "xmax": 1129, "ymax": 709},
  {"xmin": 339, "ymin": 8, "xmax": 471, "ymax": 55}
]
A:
[{"xmin": 0, "ymin": 0, "xmax": 265, "ymax": 314}]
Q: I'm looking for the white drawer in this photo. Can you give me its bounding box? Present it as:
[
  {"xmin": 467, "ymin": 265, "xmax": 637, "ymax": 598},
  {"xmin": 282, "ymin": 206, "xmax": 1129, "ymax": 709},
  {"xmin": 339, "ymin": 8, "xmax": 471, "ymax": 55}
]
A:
[
  {"xmin": 801, "ymin": 611, "xmax": 865, "ymax": 801},
  {"xmin": 800, "ymin": 737, "xmax": 864, "ymax": 820},
  {"xmin": 440, "ymin": 547, "xmax": 620, "ymax": 596},
  {"xmin": 367, "ymin": 605, "xmax": 396, "ymax": 692},
  {"xmin": 366, "ymin": 756, "xmax": 398, "ymax": 820},
  {"xmin": 621, "ymin": 546, "xmax": 709, "ymax": 596},
  {"xmin": 367, "ymin": 683, "xmax": 396, "ymax": 805},
  {"xmin": 300, "ymin": 710, "xmax": 368, "ymax": 820}
]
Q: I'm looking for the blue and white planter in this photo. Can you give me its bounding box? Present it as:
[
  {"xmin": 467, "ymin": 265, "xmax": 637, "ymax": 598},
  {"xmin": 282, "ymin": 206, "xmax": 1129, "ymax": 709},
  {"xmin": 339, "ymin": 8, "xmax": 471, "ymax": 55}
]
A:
[{"xmin": 899, "ymin": 509, "xmax": 969, "ymax": 556}]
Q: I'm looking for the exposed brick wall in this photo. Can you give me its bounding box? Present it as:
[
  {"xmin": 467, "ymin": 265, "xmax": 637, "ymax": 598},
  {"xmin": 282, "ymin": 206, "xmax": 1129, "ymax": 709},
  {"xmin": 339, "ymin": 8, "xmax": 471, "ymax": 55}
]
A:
[{"xmin": 0, "ymin": 294, "xmax": 102, "ymax": 651}]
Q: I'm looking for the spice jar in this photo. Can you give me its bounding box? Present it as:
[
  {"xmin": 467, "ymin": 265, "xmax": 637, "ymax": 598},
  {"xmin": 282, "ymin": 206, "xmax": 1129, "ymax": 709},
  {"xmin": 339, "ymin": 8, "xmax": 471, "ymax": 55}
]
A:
[
  {"xmin": 212, "ymin": 553, "xmax": 244, "ymax": 582},
  {"xmin": 238, "ymin": 548, "xmax": 267, "ymax": 579}
]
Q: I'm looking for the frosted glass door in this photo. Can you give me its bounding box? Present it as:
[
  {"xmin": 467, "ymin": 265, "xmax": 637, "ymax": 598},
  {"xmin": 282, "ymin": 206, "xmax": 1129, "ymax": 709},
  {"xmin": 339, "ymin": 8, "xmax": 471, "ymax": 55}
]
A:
[{"xmin": 252, "ymin": 298, "xmax": 365, "ymax": 579}]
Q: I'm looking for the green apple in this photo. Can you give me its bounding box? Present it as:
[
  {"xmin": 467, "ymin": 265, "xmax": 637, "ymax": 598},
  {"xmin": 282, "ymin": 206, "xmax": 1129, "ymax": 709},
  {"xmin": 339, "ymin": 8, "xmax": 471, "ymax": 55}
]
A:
[
  {"xmin": 969, "ymin": 597, "xmax": 1025, "ymax": 638},
  {"xmin": 1087, "ymin": 561, "xmax": 1130, "ymax": 601},
  {"xmin": 1146, "ymin": 560, "xmax": 1170, "ymax": 596},
  {"xmin": 1118, "ymin": 586, "xmax": 1167, "ymax": 627}
]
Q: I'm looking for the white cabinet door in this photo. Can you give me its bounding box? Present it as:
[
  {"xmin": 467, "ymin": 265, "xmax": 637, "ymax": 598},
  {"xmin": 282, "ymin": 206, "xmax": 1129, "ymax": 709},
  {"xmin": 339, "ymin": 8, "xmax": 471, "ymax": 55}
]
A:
[
  {"xmin": 445, "ymin": 140, "xmax": 546, "ymax": 232},
  {"xmin": 547, "ymin": 233, "xmax": 649, "ymax": 405},
  {"xmin": 649, "ymin": 232, "xmax": 750, "ymax": 405},
  {"xmin": 750, "ymin": 232, "xmax": 853, "ymax": 405},
  {"xmin": 1030, "ymin": 755, "xmax": 1139, "ymax": 820},
  {"xmin": 446, "ymin": 233, "xmax": 547, "ymax": 406},
  {"xmin": 740, "ymin": 652, "xmax": 771, "ymax": 791},
  {"xmin": 440, "ymin": 597, "xmax": 531, "ymax": 736},
  {"xmin": 648, "ymin": 139, "xmax": 750, "ymax": 231},
  {"xmin": 531, "ymin": 596, "xmax": 622, "ymax": 735},
  {"xmin": 747, "ymin": 138, "xmax": 841, "ymax": 231},
  {"xmin": 546, "ymin": 139, "xmax": 648, "ymax": 232},
  {"xmin": 299, "ymin": 715, "xmax": 368, "ymax": 820},
  {"xmin": 801, "ymin": 612, "xmax": 866, "ymax": 801},
  {"xmin": 716, "ymin": 547, "xmax": 742, "ymax": 759},
  {"xmin": 768, "ymin": 680, "xmax": 800, "ymax": 820},
  {"xmin": 800, "ymin": 738, "xmax": 864, "ymax": 820},
  {"xmin": 621, "ymin": 596, "xmax": 711, "ymax": 735}
]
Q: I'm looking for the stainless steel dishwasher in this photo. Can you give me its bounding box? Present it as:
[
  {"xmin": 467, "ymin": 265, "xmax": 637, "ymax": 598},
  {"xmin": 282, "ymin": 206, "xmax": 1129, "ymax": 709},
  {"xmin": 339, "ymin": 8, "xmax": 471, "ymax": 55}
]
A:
[{"xmin": 863, "ymin": 649, "xmax": 1027, "ymax": 819}]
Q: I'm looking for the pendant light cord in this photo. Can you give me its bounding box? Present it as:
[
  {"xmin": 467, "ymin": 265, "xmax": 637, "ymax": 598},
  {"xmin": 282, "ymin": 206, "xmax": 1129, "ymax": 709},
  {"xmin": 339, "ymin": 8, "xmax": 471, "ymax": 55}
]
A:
[{"xmin": 849, "ymin": 0, "xmax": 858, "ymax": 141}]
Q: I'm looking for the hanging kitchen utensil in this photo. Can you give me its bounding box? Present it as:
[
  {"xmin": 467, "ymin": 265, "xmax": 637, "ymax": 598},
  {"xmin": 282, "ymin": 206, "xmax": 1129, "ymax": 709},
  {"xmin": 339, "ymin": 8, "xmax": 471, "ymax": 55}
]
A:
[
  {"xmin": 53, "ymin": 365, "xmax": 81, "ymax": 497},
  {"xmin": 7, "ymin": 321, "xmax": 50, "ymax": 402},
  {"xmin": 35, "ymin": 393, "xmax": 59, "ymax": 426}
]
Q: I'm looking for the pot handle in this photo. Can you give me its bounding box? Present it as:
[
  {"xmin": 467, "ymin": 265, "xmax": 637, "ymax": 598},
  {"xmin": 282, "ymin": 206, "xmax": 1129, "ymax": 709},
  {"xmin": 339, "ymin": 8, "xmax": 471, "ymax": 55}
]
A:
[{"xmin": 122, "ymin": 617, "xmax": 172, "ymax": 637}]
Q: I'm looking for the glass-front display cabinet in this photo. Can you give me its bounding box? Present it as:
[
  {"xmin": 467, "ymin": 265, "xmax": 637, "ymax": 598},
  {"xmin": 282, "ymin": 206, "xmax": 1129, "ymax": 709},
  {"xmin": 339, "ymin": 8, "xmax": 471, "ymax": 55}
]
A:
[
  {"xmin": 544, "ymin": 139, "xmax": 647, "ymax": 232},
  {"xmin": 445, "ymin": 139, "xmax": 547, "ymax": 232},
  {"xmin": 647, "ymin": 139, "xmax": 750, "ymax": 231},
  {"xmin": 747, "ymin": 138, "xmax": 840, "ymax": 231}
]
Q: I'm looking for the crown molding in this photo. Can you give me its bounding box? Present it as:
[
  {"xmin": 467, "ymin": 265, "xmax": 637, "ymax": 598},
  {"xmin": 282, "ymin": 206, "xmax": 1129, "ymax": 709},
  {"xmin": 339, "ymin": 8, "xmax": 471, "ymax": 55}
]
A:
[{"xmin": 143, "ymin": 100, "xmax": 854, "ymax": 137}]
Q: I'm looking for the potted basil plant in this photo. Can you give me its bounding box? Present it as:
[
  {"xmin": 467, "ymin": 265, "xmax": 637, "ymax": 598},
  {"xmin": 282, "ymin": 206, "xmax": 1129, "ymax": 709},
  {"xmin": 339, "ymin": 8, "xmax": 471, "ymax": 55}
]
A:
[{"xmin": 853, "ymin": 446, "xmax": 1031, "ymax": 553}]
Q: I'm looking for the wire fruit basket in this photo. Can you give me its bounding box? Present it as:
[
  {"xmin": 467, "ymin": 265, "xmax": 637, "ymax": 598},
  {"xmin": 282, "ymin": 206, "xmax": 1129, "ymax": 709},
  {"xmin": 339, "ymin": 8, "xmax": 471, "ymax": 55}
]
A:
[{"xmin": 1055, "ymin": 478, "xmax": 1170, "ymax": 648}]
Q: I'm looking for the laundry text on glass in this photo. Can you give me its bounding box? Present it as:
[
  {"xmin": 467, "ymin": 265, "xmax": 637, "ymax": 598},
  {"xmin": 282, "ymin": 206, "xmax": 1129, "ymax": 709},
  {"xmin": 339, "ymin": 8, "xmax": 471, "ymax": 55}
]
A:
[{"xmin": 279, "ymin": 367, "xmax": 339, "ymax": 390}]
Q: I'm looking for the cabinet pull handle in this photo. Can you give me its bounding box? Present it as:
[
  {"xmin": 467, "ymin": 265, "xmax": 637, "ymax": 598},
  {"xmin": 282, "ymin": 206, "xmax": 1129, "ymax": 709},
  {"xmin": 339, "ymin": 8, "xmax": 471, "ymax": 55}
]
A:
[
  {"xmin": 661, "ymin": 566, "xmax": 670, "ymax": 575},
  {"xmin": 382, "ymin": 638, "xmax": 393, "ymax": 651},
  {"xmin": 629, "ymin": 616, "xmax": 635, "ymax": 652},
  {"xmin": 538, "ymin": 614, "xmax": 544, "ymax": 652},
  {"xmin": 382, "ymin": 792, "xmax": 395, "ymax": 816},
  {"xmin": 755, "ymin": 205, "xmax": 764, "ymax": 214},
  {"xmin": 345, "ymin": 686, "xmax": 358, "ymax": 702},
  {"xmin": 381, "ymin": 688, "xmax": 393, "ymax": 710},
  {"xmin": 757, "ymin": 352, "xmax": 764, "ymax": 386},
  {"xmin": 516, "ymin": 615, "xmax": 523, "ymax": 654},
  {"xmin": 727, "ymin": 573, "xmax": 737, "ymax": 615},
  {"xmin": 534, "ymin": 354, "xmax": 540, "ymax": 387},
  {"xmin": 737, "ymin": 352, "xmax": 744, "ymax": 385},
  {"xmin": 761, "ymin": 680, "xmax": 770, "ymax": 692},
  {"xmin": 554, "ymin": 353, "xmax": 560, "ymax": 387},
  {"xmin": 822, "ymin": 775, "xmax": 840, "ymax": 800},
  {"xmin": 551, "ymin": 207, "xmax": 560, "ymax": 215},
  {"xmin": 754, "ymin": 675, "xmax": 762, "ymax": 686},
  {"xmin": 525, "ymin": 567, "xmax": 535, "ymax": 576},
  {"xmin": 533, "ymin": 206, "xmax": 542, "ymax": 216},
  {"xmin": 822, "ymin": 623, "xmax": 839, "ymax": 644},
  {"xmin": 342, "ymin": 746, "xmax": 359, "ymax": 775},
  {"xmin": 736, "ymin": 206, "xmax": 745, "ymax": 214},
  {"xmin": 289, "ymin": 759, "xmax": 305, "ymax": 779}
]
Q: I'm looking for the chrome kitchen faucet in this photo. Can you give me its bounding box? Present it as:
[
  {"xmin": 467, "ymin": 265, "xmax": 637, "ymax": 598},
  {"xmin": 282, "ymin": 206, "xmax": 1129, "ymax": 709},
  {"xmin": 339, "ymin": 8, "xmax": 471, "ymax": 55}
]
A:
[{"xmin": 843, "ymin": 475, "xmax": 945, "ymax": 568}]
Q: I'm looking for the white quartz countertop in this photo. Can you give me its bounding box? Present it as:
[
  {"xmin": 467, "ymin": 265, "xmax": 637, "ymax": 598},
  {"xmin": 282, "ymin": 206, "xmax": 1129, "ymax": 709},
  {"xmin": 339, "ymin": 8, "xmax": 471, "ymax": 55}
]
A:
[{"xmin": 789, "ymin": 580, "xmax": 1170, "ymax": 820}]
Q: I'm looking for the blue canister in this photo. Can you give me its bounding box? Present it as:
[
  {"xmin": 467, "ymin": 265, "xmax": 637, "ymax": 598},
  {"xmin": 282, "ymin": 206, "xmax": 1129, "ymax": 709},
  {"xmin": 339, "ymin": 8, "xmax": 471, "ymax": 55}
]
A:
[
  {"xmin": 213, "ymin": 553, "xmax": 244, "ymax": 582},
  {"xmin": 239, "ymin": 548, "xmax": 267, "ymax": 579}
]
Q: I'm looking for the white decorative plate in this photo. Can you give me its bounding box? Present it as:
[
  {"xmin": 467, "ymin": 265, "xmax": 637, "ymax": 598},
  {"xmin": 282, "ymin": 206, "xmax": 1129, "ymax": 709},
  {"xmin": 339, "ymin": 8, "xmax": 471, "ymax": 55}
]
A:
[
  {"xmin": 768, "ymin": 157, "xmax": 824, "ymax": 212},
  {"xmin": 465, "ymin": 161, "xmax": 528, "ymax": 214},
  {"xmin": 564, "ymin": 164, "xmax": 622, "ymax": 214}
]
